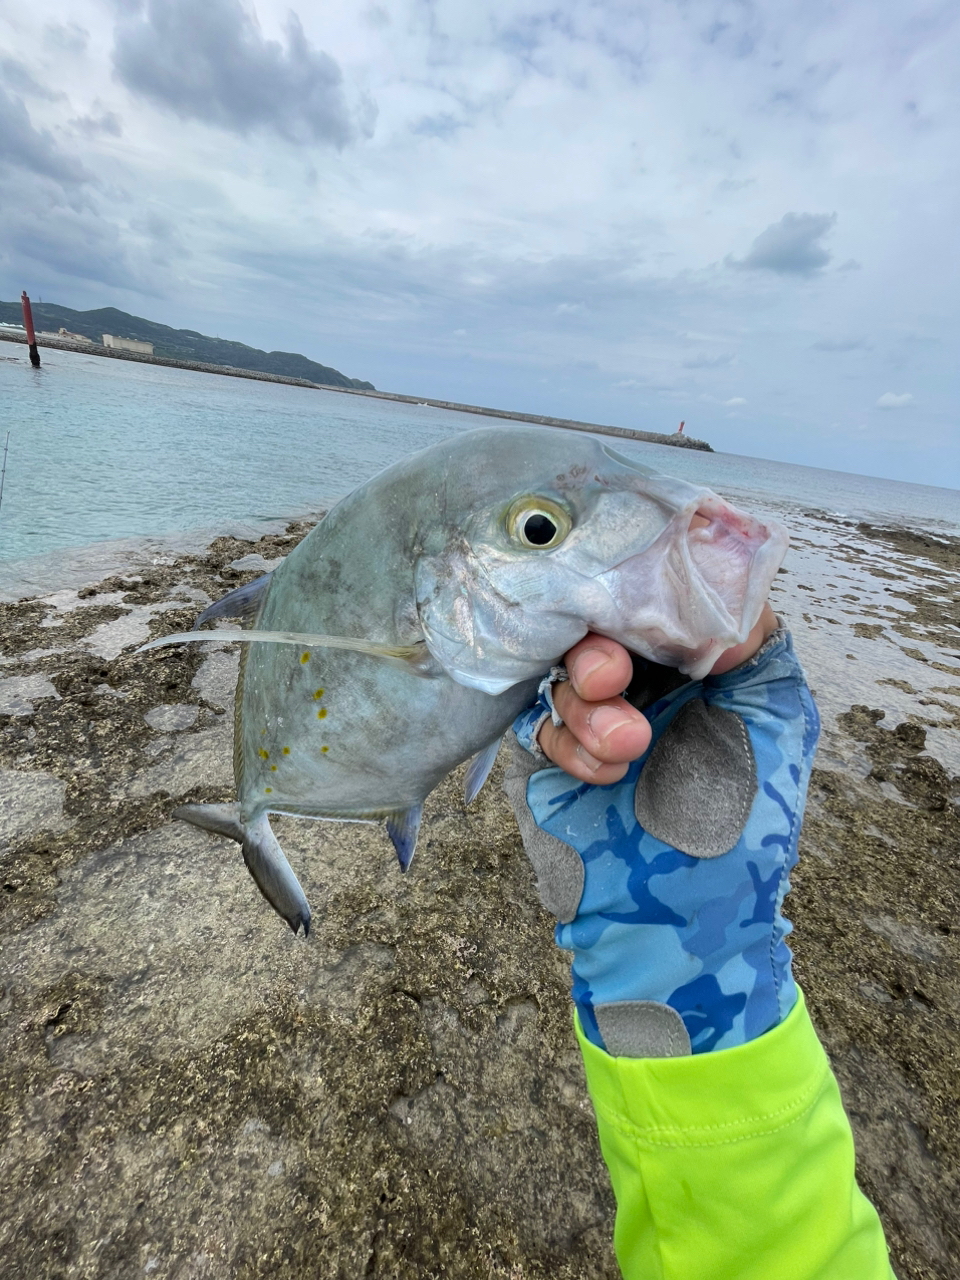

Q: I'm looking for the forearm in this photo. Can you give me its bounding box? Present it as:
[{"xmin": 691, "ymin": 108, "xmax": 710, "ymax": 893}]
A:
[{"xmin": 579, "ymin": 992, "xmax": 895, "ymax": 1280}]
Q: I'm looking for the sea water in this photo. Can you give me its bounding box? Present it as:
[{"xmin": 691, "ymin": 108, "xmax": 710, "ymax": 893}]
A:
[
  {"xmin": 1, "ymin": 343, "xmax": 958, "ymax": 773},
  {"xmin": 2, "ymin": 345, "xmax": 959, "ymax": 577}
]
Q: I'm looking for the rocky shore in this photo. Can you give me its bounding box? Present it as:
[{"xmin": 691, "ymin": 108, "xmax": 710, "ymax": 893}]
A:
[{"xmin": 0, "ymin": 513, "xmax": 957, "ymax": 1279}]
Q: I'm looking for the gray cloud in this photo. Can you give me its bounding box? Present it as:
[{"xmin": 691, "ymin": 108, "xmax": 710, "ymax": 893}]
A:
[
  {"xmin": 0, "ymin": 157, "xmax": 153, "ymax": 295},
  {"xmin": 112, "ymin": 0, "xmax": 376, "ymax": 147},
  {"xmin": 0, "ymin": 85, "xmax": 90, "ymax": 185},
  {"xmin": 72, "ymin": 109, "xmax": 124, "ymax": 138},
  {"xmin": 682, "ymin": 352, "xmax": 734, "ymax": 369},
  {"xmin": 0, "ymin": 57, "xmax": 66, "ymax": 102},
  {"xmin": 43, "ymin": 23, "xmax": 90, "ymax": 55},
  {"xmin": 729, "ymin": 212, "xmax": 836, "ymax": 275},
  {"xmin": 812, "ymin": 337, "xmax": 866, "ymax": 352}
]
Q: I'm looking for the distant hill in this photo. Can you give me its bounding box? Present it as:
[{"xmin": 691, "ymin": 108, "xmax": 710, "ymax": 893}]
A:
[{"xmin": 0, "ymin": 300, "xmax": 374, "ymax": 390}]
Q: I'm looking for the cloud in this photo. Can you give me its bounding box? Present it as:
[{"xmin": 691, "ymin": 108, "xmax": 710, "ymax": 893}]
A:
[
  {"xmin": 71, "ymin": 108, "xmax": 124, "ymax": 138},
  {"xmin": 812, "ymin": 337, "xmax": 866, "ymax": 352},
  {"xmin": 876, "ymin": 391, "xmax": 913, "ymax": 409},
  {"xmin": 682, "ymin": 352, "xmax": 734, "ymax": 369},
  {"xmin": 729, "ymin": 212, "xmax": 836, "ymax": 275},
  {"xmin": 44, "ymin": 23, "xmax": 90, "ymax": 55},
  {"xmin": 112, "ymin": 0, "xmax": 375, "ymax": 146},
  {"xmin": 0, "ymin": 85, "xmax": 91, "ymax": 185},
  {"xmin": 725, "ymin": 396, "xmax": 746, "ymax": 406},
  {"xmin": 0, "ymin": 57, "xmax": 66, "ymax": 102}
]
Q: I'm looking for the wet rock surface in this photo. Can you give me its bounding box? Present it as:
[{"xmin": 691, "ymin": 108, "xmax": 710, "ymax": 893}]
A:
[
  {"xmin": 0, "ymin": 516, "xmax": 958, "ymax": 1279},
  {"xmin": 0, "ymin": 522, "xmax": 616, "ymax": 1279}
]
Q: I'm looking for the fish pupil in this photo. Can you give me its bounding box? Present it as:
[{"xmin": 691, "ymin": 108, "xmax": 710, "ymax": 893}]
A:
[{"xmin": 523, "ymin": 513, "xmax": 557, "ymax": 546}]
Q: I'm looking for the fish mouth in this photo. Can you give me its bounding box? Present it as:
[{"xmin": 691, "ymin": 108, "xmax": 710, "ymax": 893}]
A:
[{"xmin": 595, "ymin": 497, "xmax": 787, "ymax": 677}]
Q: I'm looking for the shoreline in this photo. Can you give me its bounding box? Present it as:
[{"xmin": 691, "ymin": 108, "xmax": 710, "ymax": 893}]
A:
[
  {"xmin": 0, "ymin": 513, "xmax": 957, "ymax": 1277},
  {"xmin": 0, "ymin": 328, "xmax": 713, "ymax": 452}
]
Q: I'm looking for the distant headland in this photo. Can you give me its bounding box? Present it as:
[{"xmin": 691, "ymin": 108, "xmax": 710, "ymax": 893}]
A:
[
  {"xmin": 0, "ymin": 299, "xmax": 712, "ymax": 452},
  {"xmin": 0, "ymin": 298, "xmax": 374, "ymax": 390}
]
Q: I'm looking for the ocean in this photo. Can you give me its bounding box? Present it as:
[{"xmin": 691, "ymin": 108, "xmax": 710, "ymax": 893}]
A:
[
  {"xmin": 2, "ymin": 343, "xmax": 959, "ymax": 574},
  {"xmin": 1, "ymin": 343, "xmax": 958, "ymax": 775}
]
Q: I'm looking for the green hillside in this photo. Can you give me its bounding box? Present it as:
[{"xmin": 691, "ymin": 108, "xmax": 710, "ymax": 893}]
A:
[{"xmin": 0, "ymin": 300, "xmax": 374, "ymax": 390}]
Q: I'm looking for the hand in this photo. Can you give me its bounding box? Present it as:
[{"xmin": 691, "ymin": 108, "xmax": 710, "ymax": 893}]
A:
[{"xmin": 538, "ymin": 603, "xmax": 778, "ymax": 783}]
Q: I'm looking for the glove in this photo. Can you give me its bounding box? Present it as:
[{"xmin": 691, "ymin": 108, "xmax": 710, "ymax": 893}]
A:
[{"xmin": 506, "ymin": 623, "xmax": 820, "ymax": 1057}]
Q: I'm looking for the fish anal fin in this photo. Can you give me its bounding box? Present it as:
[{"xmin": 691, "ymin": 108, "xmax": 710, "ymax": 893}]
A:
[
  {"xmin": 386, "ymin": 805, "xmax": 423, "ymax": 872},
  {"xmin": 463, "ymin": 736, "xmax": 503, "ymax": 805}
]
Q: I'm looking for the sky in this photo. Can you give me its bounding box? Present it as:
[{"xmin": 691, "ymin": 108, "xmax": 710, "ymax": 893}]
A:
[{"xmin": 0, "ymin": 0, "xmax": 957, "ymax": 488}]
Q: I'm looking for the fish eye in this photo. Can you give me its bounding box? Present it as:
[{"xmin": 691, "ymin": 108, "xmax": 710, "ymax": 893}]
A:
[{"xmin": 505, "ymin": 497, "xmax": 572, "ymax": 550}]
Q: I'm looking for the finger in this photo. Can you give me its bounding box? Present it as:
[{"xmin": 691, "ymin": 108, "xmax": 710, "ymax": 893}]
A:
[
  {"xmin": 551, "ymin": 682, "xmax": 651, "ymax": 763},
  {"xmin": 709, "ymin": 602, "xmax": 778, "ymax": 675},
  {"xmin": 537, "ymin": 719, "xmax": 632, "ymax": 785},
  {"xmin": 564, "ymin": 634, "xmax": 635, "ymax": 702}
]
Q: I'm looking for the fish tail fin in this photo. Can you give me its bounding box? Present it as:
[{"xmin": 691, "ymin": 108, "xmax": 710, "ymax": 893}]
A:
[
  {"xmin": 174, "ymin": 804, "xmax": 311, "ymax": 937},
  {"xmin": 241, "ymin": 813, "xmax": 312, "ymax": 937},
  {"xmin": 173, "ymin": 802, "xmax": 246, "ymax": 843}
]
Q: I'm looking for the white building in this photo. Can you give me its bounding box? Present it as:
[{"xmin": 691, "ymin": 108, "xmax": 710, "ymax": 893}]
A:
[{"xmin": 103, "ymin": 334, "xmax": 154, "ymax": 355}]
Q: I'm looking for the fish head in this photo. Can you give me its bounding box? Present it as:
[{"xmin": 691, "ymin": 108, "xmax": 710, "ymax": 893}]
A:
[{"xmin": 412, "ymin": 431, "xmax": 787, "ymax": 693}]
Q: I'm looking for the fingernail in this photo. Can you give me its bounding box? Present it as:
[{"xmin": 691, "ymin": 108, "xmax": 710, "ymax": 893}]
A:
[
  {"xmin": 575, "ymin": 743, "xmax": 604, "ymax": 773},
  {"xmin": 587, "ymin": 705, "xmax": 633, "ymax": 742},
  {"xmin": 573, "ymin": 649, "xmax": 610, "ymax": 685}
]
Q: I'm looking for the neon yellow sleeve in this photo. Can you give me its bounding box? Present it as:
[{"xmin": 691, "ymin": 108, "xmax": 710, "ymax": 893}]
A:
[{"xmin": 577, "ymin": 990, "xmax": 895, "ymax": 1280}]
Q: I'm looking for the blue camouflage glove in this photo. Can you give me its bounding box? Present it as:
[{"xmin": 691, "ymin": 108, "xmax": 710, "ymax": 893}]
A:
[{"xmin": 506, "ymin": 623, "xmax": 820, "ymax": 1057}]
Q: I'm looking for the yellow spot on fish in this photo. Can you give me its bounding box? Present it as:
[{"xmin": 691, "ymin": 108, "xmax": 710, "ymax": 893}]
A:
[
  {"xmin": 313, "ymin": 688, "xmax": 325, "ymax": 700},
  {"xmin": 321, "ymin": 745, "xmax": 329, "ymax": 753},
  {"xmin": 283, "ymin": 746, "xmax": 290, "ymax": 755},
  {"xmin": 317, "ymin": 708, "xmax": 327, "ymax": 719},
  {"xmin": 301, "ymin": 652, "xmax": 310, "ymax": 663},
  {"xmin": 265, "ymin": 787, "xmax": 273, "ymax": 793},
  {"xmin": 258, "ymin": 748, "xmax": 269, "ymax": 760},
  {"xmin": 271, "ymin": 765, "xmax": 277, "ymax": 772}
]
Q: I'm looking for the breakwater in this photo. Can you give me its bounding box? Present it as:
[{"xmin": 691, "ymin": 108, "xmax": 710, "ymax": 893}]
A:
[{"xmin": 0, "ymin": 328, "xmax": 712, "ymax": 452}]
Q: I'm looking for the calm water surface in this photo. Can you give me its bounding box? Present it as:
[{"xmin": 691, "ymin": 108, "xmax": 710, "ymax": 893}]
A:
[{"xmin": 2, "ymin": 344, "xmax": 958, "ymax": 572}]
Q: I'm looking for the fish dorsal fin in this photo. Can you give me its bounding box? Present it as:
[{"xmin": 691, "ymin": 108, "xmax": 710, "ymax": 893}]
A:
[
  {"xmin": 463, "ymin": 736, "xmax": 503, "ymax": 805},
  {"xmin": 385, "ymin": 805, "xmax": 423, "ymax": 872},
  {"xmin": 192, "ymin": 572, "xmax": 273, "ymax": 630}
]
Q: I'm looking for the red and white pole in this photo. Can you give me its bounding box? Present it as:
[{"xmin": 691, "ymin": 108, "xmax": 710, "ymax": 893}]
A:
[
  {"xmin": 677, "ymin": 419, "xmax": 685, "ymax": 434},
  {"xmin": 21, "ymin": 291, "xmax": 40, "ymax": 368}
]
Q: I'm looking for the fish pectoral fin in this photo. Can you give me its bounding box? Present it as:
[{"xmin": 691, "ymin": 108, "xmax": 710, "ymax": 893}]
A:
[
  {"xmin": 174, "ymin": 802, "xmax": 246, "ymax": 843},
  {"xmin": 191, "ymin": 572, "xmax": 273, "ymax": 630},
  {"xmin": 385, "ymin": 805, "xmax": 423, "ymax": 872},
  {"xmin": 463, "ymin": 736, "xmax": 503, "ymax": 805},
  {"xmin": 241, "ymin": 813, "xmax": 312, "ymax": 937},
  {"xmin": 138, "ymin": 630, "xmax": 441, "ymax": 676}
]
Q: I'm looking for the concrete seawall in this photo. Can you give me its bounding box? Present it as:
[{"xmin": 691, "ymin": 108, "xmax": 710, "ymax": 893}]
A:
[{"xmin": 0, "ymin": 329, "xmax": 713, "ymax": 452}]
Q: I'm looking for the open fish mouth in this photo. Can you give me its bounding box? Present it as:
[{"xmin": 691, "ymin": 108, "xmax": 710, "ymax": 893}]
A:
[{"xmin": 596, "ymin": 496, "xmax": 788, "ymax": 677}]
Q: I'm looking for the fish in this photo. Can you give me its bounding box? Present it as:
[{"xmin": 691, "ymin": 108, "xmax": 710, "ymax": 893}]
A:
[{"xmin": 142, "ymin": 426, "xmax": 787, "ymax": 936}]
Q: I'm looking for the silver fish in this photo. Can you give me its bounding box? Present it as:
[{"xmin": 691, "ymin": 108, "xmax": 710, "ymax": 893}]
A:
[{"xmin": 144, "ymin": 427, "xmax": 787, "ymax": 935}]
